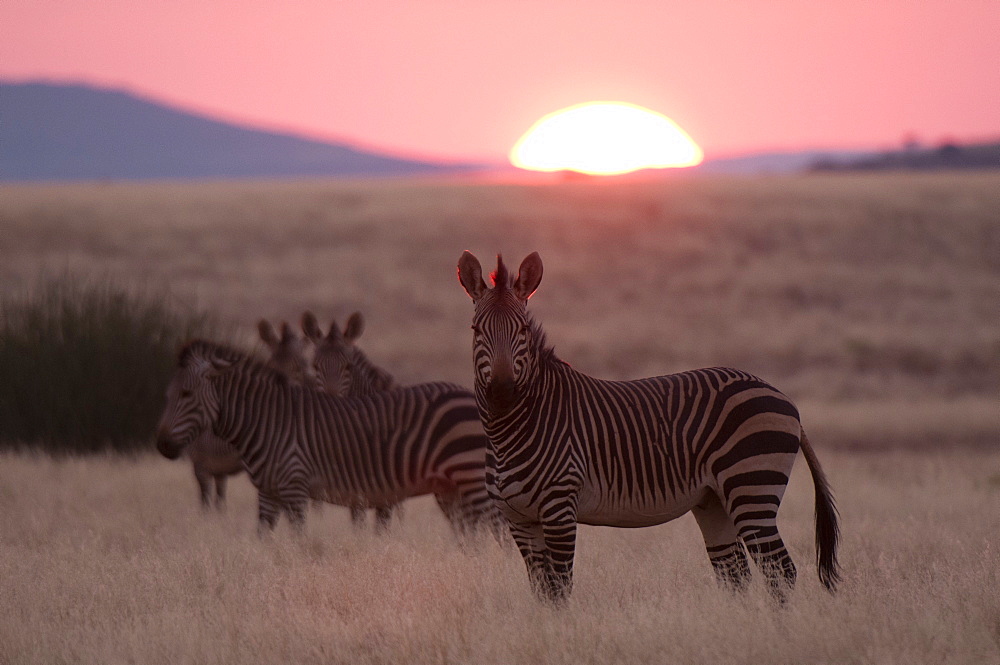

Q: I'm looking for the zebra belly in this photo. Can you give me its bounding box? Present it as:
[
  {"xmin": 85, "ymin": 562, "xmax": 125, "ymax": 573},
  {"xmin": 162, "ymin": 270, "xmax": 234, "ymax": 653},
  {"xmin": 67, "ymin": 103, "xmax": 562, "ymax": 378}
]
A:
[
  {"xmin": 575, "ymin": 486, "xmax": 707, "ymax": 528},
  {"xmin": 307, "ymin": 475, "xmax": 429, "ymax": 507}
]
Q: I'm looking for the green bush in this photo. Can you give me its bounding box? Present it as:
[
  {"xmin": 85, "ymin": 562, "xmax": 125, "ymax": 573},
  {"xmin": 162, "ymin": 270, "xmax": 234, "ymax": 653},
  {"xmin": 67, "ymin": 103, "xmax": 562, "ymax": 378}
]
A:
[{"xmin": 0, "ymin": 274, "xmax": 222, "ymax": 453}]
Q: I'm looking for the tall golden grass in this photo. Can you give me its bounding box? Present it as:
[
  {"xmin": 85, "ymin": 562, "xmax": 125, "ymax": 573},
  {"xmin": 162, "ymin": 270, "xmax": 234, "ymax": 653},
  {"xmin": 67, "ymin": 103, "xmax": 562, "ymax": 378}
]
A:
[
  {"xmin": 2, "ymin": 171, "xmax": 997, "ymax": 448},
  {"xmin": 1, "ymin": 450, "xmax": 997, "ymax": 664},
  {"xmin": 1, "ymin": 171, "xmax": 998, "ymax": 662}
]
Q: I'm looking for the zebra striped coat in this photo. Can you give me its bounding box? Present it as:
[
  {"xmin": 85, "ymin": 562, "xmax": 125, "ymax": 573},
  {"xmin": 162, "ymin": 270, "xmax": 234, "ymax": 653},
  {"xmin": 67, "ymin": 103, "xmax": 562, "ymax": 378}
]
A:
[
  {"xmin": 184, "ymin": 319, "xmax": 315, "ymax": 509},
  {"xmin": 458, "ymin": 251, "xmax": 840, "ymax": 603},
  {"xmin": 302, "ymin": 310, "xmax": 401, "ymax": 528},
  {"xmin": 302, "ymin": 311, "xmax": 396, "ymax": 398},
  {"xmin": 157, "ymin": 340, "xmax": 498, "ymax": 537}
]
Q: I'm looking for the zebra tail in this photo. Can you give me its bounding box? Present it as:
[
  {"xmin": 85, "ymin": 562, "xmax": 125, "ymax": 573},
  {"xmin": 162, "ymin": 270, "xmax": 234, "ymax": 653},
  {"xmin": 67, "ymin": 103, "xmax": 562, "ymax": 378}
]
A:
[{"xmin": 800, "ymin": 427, "xmax": 841, "ymax": 592}]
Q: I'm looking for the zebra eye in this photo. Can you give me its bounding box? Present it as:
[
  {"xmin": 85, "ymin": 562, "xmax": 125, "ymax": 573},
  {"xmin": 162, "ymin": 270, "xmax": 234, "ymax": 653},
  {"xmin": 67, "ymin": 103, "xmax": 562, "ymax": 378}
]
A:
[
  {"xmin": 180, "ymin": 389, "xmax": 193, "ymax": 399},
  {"xmin": 470, "ymin": 324, "xmax": 482, "ymax": 335}
]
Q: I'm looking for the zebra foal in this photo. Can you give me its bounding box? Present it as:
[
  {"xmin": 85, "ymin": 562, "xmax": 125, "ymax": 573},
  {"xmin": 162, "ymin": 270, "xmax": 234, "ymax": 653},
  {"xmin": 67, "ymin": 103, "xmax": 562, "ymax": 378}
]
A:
[
  {"xmin": 457, "ymin": 251, "xmax": 840, "ymax": 603},
  {"xmin": 156, "ymin": 339, "xmax": 498, "ymax": 538}
]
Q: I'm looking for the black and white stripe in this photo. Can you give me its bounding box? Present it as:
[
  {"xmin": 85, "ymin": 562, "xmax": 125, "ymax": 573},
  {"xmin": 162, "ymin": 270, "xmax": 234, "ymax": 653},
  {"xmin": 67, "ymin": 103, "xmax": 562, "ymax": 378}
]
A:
[
  {"xmin": 157, "ymin": 340, "xmax": 498, "ymax": 538},
  {"xmin": 184, "ymin": 319, "xmax": 314, "ymax": 510},
  {"xmin": 302, "ymin": 310, "xmax": 401, "ymax": 528},
  {"xmin": 302, "ymin": 311, "xmax": 396, "ymax": 398},
  {"xmin": 458, "ymin": 251, "xmax": 840, "ymax": 603}
]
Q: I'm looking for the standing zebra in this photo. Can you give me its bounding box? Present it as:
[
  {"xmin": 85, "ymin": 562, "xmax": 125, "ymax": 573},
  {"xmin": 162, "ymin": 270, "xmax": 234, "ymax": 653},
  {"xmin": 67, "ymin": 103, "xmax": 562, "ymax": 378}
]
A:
[
  {"xmin": 301, "ymin": 311, "xmax": 396, "ymax": 397},
  {"xmin": 301, "ymin": 310, "xmax": 401, "ymax": 529},
  {"xmin": 185, "ymin": 319, "xmax": 315, "ymax": 509},
  {"xmin": 258, "ymin": 319, "xmax": 318, "ymax": 388},
  {"xmin": 457, "ymin": 251, "xmax": 840, "ymax": 603},
  {"xmin": 156, "ymin": 340, "xmax": 498, "ymax": 538}
]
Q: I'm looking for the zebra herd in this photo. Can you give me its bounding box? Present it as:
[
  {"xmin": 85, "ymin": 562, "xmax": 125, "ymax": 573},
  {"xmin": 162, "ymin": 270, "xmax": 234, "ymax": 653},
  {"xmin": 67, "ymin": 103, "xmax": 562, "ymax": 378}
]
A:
[{"xmin": 156, "ymin": 250, "xmax": 841, "ymax": 604}]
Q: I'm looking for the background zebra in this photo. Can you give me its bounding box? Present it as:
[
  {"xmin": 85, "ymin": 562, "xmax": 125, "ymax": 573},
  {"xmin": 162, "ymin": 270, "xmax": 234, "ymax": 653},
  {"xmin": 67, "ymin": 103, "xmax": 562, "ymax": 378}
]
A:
[
  {"xmin": 185, "ymin": 318, "xmax": 314, "ymax": 509},
  {"xmin": 257, "ymin": 319, "xmax": 318, "ymax": 388},
  {"xmin": 301, "ymin": 310, "xmax": 401, "ymax": 529},
  {"xmin": 302, "ymin": 311, "xmax": 396, "ymax": 397},
  {"xmin": 156, "ymin": 339, "xmax": 500, "ymax": 539},
  {"xmin": 457, "ymin": 250, "xmax": 840, "ymax": 603}
]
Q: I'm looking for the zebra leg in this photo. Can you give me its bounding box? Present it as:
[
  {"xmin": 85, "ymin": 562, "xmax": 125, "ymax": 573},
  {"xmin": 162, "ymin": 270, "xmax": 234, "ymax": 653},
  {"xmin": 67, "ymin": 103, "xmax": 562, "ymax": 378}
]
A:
[
  {"xmin": 434, "ymin": 491, "xmax": 470, "ymax": 540},
  {"xmin": 257, "ymin": 492, "xmax": 282, "ymax": 534},
  {"xmin": 374, "ymin": 506, "xmax": 394, "ymax": 532},
  {"xmin": 506, "ymin": 520, "xmax": 554, "ymax": 601},
  {"xmin": 726, "ymin": 473, "xmax": 797, "ymax": 600},
  {"xmin": 539, "ymin": 505, "xmax": 578, "ymax": 605},
  {"xmin": 692, "ymin": 491, "xmax": 751, "ymax": 591},
  {"xmin": 349, "ymin": 505, "xmax": 367, "ymax": 529},
  {"xmin": 740, "ymin": 524, "xmax": 797, "ymax": 601},
  {"xmin": 284, "ymin": 501, "xmax": 307, "ymax": 534},
  {"xmin": 213, "ymin": 475, "xmax": 228, "ymax": 511},
  {"xmin": 194, "ymin": 465, "xmax": 213, "ymax": 510}
]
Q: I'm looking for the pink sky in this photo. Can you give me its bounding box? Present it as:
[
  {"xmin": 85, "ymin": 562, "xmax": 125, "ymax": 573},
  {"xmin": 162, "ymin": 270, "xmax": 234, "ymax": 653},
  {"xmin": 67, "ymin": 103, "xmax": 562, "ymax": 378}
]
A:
[{"xmin": 3, "ymin": 0, "xmax": 998, "ymax": 163}]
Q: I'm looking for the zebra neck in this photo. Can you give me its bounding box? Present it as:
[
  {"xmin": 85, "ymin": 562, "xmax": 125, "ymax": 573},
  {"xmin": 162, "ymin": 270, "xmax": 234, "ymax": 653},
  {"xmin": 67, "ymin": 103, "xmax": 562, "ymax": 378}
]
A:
[
  {"xmin": 357, "ymin": 359, "xmax": 395, "ymax": 393},
  {"xmin": 480, "ymin": 361, "xmax": 555, "ymax": 434},
  {"xmin": 212, "ymin": 369, "xmax": 289, "ymax": 453}
]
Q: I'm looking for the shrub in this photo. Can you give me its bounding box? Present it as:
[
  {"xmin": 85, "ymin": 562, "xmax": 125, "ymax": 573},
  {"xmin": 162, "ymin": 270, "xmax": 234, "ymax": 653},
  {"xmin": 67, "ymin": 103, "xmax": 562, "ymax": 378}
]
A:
[{"xmin": 0, "ymin": 274, "xmax": 222, "ymax": 453}]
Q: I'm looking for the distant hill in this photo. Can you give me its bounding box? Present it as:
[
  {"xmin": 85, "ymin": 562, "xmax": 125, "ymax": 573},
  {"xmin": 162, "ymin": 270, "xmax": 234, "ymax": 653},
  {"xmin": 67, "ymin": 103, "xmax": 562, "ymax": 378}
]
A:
[
  {"xmin": 809, "ymin": 141, "xmax": 1000, "ymax": 171},
  {"xmin": 695, "ymin": 149, "xmax": 871, "ymax": 174},
  {"xmin": 0, "ymin": 81, "xmax": 480, "ymax": 182}
]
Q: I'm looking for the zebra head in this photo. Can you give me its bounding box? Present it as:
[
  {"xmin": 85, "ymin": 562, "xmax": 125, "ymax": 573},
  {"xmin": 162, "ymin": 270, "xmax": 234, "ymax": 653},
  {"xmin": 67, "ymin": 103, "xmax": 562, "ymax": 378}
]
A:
[
  {"xmin": 302, "ymin": 310, "xmax": 394, "ymax": 397},
  {"xmin": 302, "ymin": 311, "xmax": 362, "ymax": 396},
  {"xmin": 258, "ymin": 319, "xmax": 316, "ymax": 387},
  {"xmin": 457, "ymin": 251, "xmax": 543, "ymax": 417},
  {"xmin": 156, "ymin": 341, "xmax": 237, "ymax": 459}
]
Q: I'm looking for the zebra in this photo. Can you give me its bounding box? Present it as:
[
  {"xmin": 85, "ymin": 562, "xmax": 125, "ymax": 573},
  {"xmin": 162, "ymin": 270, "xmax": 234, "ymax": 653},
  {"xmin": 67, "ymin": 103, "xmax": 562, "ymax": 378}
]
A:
[
  {"xmin": 156, "ymin": 339, "xmax": 499, "ymax": 539},
  {"xmin": 185, "ymin": 319, "xmax": 315, "ymax": 509},
  {"xmin": 257, "ymin": 319, "xmax": 318, "ymax": 388},
  {"xmin": 301, "ymin": 311, "xmax": 396, "ymax": 397},
  {"xmin": 301, "ymin": 310, "xmax": 402, "ymax": 529},
  {"xmin": 457, "ymin": 251, "xmax": 840, "ymax": 604}
]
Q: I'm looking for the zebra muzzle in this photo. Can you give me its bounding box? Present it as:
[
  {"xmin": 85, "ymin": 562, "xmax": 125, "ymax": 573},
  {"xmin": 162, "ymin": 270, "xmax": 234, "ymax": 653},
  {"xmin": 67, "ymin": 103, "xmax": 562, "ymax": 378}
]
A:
[
  {"xmin": 156, "ymin": 432, "xmax": 183, "ymax": 460},
  {"xmin": 485, "ymin": 377, "xmax": 518, "ymax": 416}
]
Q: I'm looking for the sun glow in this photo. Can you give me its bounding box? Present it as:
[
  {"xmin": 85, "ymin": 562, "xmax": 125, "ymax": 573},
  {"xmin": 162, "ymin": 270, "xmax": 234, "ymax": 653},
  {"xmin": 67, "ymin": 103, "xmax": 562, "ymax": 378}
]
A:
[{"xmin": 510, "ymin": 101, "xmax": 703, "ymax": 175}]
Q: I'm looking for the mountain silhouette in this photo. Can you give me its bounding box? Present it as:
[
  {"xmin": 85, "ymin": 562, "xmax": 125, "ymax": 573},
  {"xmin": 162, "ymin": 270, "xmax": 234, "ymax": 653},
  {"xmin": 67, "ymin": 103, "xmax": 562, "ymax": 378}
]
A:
[{"xmin": 1, "ymin": 81, "xmax": 479, "ymax": 181}]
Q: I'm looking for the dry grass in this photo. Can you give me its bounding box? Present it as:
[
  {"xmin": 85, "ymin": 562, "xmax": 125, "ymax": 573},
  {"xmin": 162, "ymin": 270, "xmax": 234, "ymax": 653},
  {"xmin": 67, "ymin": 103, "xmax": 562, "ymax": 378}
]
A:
[
  {"xmin": 2, "ymin": 171, "xmax": 997, "ymax": 449},
  {"xmin": 1, "ymin": 450, "xmax": 997, "ymax": 664},
  {"xmin": 1, "ymin": 172, "xmax": 998, "ymax": 661}
]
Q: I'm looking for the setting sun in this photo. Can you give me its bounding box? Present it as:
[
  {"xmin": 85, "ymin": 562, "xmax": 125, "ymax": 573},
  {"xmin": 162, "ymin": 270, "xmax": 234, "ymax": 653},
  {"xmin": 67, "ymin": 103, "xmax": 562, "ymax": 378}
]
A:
[{"xmin": 510, "ymin": 101, "xmax": 703, "ymax": 175}]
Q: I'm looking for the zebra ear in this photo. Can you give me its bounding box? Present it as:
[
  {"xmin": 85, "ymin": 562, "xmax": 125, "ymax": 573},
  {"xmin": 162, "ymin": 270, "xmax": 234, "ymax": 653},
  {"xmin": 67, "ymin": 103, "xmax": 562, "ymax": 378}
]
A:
[
  {"xmin": 344, "ymin": 312, "xmax": 364, "ymax": 343},
  {"xmin": 458, "ymin": 251, "xmax": 488, "ymax": 301},
  {"xmin": 208, "ymin": 354, "xmax": 236, "ymax": 375},
  {"xmin": 513, "ymin": 252, "xmax": 543, "ymax": 300},
  {"xmin": 301, "ymin": 311, "xmax": 324, "ymax": 342},
  {"xmin": 258, "ymin": 320, "xmax": 279, "ymax": 348}
]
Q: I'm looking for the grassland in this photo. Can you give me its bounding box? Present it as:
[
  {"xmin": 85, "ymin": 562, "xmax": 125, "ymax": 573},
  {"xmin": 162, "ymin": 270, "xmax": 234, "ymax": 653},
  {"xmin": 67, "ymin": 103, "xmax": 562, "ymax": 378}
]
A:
[
  {"xmin": 1, "ymin": 450, "xmax": 998, "ymax": 664},
  {"xmin": 1, "ymin": 170, "xmax": 998, "ymax": 662},
  {"xmin": 2, "ymin": 171, "xmax": 997, "ymax": 448}
]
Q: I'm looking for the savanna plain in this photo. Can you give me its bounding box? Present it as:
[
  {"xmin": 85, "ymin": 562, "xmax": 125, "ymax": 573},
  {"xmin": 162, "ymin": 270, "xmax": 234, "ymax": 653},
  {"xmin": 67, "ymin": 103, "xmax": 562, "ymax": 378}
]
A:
[{"xmin": 1, "ymin": 171, "xmax": 998, "ymax": 664}]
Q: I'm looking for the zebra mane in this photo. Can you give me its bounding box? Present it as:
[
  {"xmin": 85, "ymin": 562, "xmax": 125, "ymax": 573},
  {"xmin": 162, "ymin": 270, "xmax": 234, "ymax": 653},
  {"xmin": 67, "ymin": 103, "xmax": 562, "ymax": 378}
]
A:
[
  {"xmin": 354, "ymin": 346, "xmax": 396, "ymax": 390},
  {"xmin": 526, "ymin": 313, "xmax": 563, "ymax": 368},
  {"xmin": 490, "ymin": 254, "xmax": 512, "ymax": 294},
  {"xmin": 178, "ymin": 339, "xmax": 245, "ymax": 367},
  {"xmin": 486, "ymin": 255, "xmax": 562, "ymax": 368},
  {"xmin": 178, "ymin": 339, "xmax": 286, "ymax": 382}
]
